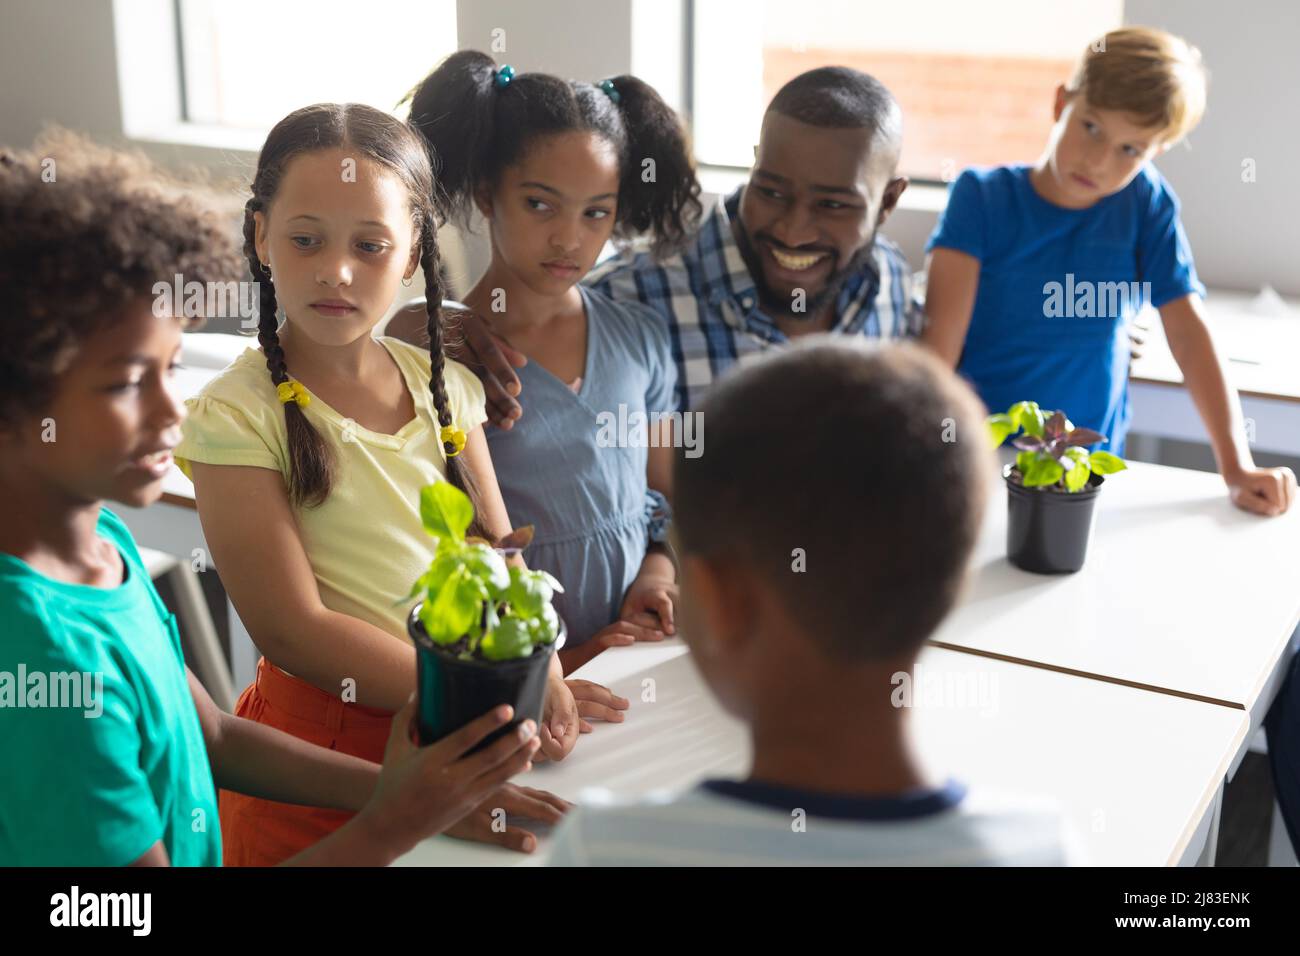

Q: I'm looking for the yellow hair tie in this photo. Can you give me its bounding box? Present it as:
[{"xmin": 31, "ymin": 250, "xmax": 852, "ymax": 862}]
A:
[
  {"xmin": 440, "ymin": 423, "xmax": 467, "ymax": 458},
  {"xmin": 276, "ymin": 379, "xmax": 311, "ymax": 408}
]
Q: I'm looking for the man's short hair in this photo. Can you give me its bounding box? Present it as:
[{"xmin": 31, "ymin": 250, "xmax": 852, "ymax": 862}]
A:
[{"xmin": 767, "ymin": 66, "xmax": 902, "ymax": 153}]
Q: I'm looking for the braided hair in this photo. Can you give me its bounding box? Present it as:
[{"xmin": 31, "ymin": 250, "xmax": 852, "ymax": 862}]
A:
[{"xmin": 243, "ymin": 103, "xmax": 481, "ymax": 521}]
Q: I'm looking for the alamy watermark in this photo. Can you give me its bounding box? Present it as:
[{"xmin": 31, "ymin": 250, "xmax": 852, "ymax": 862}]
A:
[
  {"xmin": 0, "ymin": 666, "xmax": 103, "ymax": 718},
  {"xmin": 891, "ymin": 664, "xmax": 999, "ymax": 716},
  {"xmin": 50, "ymin": 886, "xmax": 150, "ymax": 935},
  {"xmin": 152, "ymin": 273, "xmax": 260, "ymax": 323},
  {"xmin": 595, "ymin": 405, "xmax": 704, "ymax": 459},
  {"xmin": 1043, "ymin": 274, "xmax": 1151, "ymax": 320}
]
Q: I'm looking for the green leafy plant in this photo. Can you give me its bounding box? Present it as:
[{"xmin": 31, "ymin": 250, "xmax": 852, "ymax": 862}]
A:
[
  {"xmin": 407, "ymin": 482, "xmax": 563, "ymax": 661},
  {"xmin": 987, "ymin": 401, "xmax": 1127, "ymax": 493}
]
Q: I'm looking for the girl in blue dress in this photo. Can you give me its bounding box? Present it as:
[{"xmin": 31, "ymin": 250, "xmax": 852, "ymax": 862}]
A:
[{"xmin": 402, "ymin": 51, "xmax": 702, "ymax": 671}]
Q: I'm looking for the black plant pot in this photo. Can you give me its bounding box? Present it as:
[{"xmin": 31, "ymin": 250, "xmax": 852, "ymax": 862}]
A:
[
  {"xmin": 407, "ymin": 606, "xmax": 558, "ymax": 751},
  {"xmin": 1004, "ymin": 464, "xmax": 1105, "ymax": 574}
]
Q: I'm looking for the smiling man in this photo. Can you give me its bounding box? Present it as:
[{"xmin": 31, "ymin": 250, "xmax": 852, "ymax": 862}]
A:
[{"xmin": 585, "ymin": 66, "xmax": 915, "ymax": 413}]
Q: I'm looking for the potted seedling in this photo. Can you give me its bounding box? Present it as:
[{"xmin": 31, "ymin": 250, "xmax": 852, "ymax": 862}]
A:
[
  {"xmin": 405, "ymin": 481, "xmax": 564, "ymax": 750},
  {"xmin": 987, "ymin": 401, "xmax": 1127, "ymax": 574}
]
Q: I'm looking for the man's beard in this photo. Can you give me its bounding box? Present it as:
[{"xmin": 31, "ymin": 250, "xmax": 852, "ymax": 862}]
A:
[{"xmin": 733, "ymin": 219, "xmax": 877, "ymax": 323}]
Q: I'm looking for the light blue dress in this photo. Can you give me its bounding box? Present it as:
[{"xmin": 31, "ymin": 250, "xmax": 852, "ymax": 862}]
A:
[{"xmin": 487, "ymin": 285, "xmax": 677, "ymax": 647}]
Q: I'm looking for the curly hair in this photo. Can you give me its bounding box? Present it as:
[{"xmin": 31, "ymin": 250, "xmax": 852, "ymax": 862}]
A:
[{"xmin": 0, "ymin": 129, "xmax": 243, "ymax": 428}]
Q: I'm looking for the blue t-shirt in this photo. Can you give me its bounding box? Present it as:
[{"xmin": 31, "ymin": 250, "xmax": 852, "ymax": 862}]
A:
[
  {"xmin": 926, "ymin": 163, "xmax": 1204, "ymax": 455},
  {"xmin": 486, "ymin": 285, "xmax": 678, "ymax": 646}
]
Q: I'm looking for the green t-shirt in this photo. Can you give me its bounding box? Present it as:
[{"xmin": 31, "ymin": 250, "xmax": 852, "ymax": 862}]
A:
[{"xmin": 0, "ymin": 507, "xmax": 221, "ymax": 866}]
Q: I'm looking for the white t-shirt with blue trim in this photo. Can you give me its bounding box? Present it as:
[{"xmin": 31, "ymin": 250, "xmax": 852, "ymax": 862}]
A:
[{"xmin": 546, "ymin": 778, "xmax": 1084, "ymax": 866}]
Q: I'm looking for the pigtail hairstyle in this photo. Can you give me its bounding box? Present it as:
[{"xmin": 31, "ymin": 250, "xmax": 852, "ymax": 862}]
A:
[
  {"xmin": 403, "ymin": 52, "xmax": 701, "ymax": 259},
  {"xmin": 600, "ymin": 75, "xmax": 702, "ymax": 258},
  {"xmin": 243, "ymin": 103, "xmax": 484, "ymax": 526},
  {"xmin": 399, "ymin": 49, "xmax": 501, "ymax": 229}
]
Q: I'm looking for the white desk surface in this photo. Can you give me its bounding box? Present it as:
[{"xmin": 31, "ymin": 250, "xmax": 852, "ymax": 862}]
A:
[
  {"xmin": 1129, "ymin": 290, "xmax": 1300, "ymax": 403},
  {"xmin": 160, "ymin": 340, "xmax": 252, "ymax": 508},
  {"xmin": 394, "ymin": 641, "xmax": 1247, "ymax": 867},
  {"xmin": 932, "ymin": 458, "xmax": 1300, "ymax": 710},
  {"xmin": 169, "ymin": 336, "xmax": 1266, "ymax": 865}
]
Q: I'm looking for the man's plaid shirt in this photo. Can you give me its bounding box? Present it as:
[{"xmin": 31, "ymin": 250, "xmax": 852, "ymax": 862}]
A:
[{"xmin": 586, "ymin": 186, "xmax": 921, "ymax": 412}]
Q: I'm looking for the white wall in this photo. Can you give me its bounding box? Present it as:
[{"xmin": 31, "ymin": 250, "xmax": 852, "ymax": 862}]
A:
[
  {"xmin": 1, "ymin": 0, "xmax": 122, "ymax": 146},
  {"xmin": 455, "ymin": 0, "xmax": 632, "ymax": 81},
  {"xmin": 1125, "ymin": 0, "xmax": 1300, "ymax": 295}
]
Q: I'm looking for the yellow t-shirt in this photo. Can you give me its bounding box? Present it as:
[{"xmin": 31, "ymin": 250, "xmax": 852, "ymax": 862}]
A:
[{"xmin": 174, "ymin": 336, "xmax": 487, "ymax": 643}]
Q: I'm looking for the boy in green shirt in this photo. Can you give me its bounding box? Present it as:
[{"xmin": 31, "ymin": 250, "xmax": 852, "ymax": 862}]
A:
[
  {"xmin": 2, "ymin": 506, "xmax": 224, "ymax": 865},
  {"xmin": 0, "ymin": 133, "xmax": 555, "ymax": 866}
]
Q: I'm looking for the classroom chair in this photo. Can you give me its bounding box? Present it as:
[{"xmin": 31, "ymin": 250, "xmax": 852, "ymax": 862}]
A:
[{"xmin": 140, "ymin": 546, "xmax": 236, "ymax": 712}]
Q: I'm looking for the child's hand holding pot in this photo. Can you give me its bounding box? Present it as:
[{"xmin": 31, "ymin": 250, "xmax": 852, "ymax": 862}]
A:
[{"xmin": 356, "ymin": 695, "xmax": 541, "ymax": 862}]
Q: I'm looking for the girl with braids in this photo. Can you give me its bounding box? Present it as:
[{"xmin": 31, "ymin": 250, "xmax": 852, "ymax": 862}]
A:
[
  {"xmin": 396, "ymin": 52, "xmax": 702, "ymax": 673},
  {"xmin": 175, "ymin": 104, "xmax": 618, "ymax": 866},
  {"xmin": 0, "ymin": 132, "xmax": 543, "ymax": 866}
]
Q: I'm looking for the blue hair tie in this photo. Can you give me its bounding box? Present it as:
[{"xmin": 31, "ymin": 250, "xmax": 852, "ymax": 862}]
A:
[
  {"xmin": 494, "ymin": 64, "xmax": 515, "ymax": 89},
  {"xmin": 598, "ymin": 78, "xmax": 621, "ymax": 104}
]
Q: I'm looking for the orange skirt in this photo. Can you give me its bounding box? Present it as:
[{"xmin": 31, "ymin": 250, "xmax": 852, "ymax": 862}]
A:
[{"xmin": 219, "ymin": 657, "xmax": 394, "ymax": 866}]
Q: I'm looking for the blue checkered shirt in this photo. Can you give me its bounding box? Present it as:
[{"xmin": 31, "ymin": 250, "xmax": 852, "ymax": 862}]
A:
[{"xmin": 585, "ymin": 186, "xmax": 920, "ymax": 412}]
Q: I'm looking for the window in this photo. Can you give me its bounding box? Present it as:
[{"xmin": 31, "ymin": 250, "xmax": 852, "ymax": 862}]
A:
[
  {"xmin": 176, "ymin": 0, "xmax": 457, "ymax": 131},
  {"xmin": 690, "ymin": 0, "xmax": 1123, "ymax": 182}
]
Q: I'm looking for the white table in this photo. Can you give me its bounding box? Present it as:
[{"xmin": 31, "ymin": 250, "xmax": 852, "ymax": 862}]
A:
[
  {"xmin": 1129, "ymin": 290, "xmax": 1300, "ymax": 457},
  {"xmin": 136, "ymin": 335, "xmax": 1289, "ymax": 863},
  {"xmin": 395, "ymin": 641, "xmax": 1248, "ymax": 867},
  {"xmin": 932, "ymin": 459, "xmax": 1300, "ymax": 751}
]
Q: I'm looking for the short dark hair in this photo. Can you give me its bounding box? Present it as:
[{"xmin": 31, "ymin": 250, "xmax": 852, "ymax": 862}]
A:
[
  {"xmin": 673, "ymin": 339, "xmax": 991, "ymax": 660},
  {"xmin": 767, "ymin": 66, "xmax": 902, "ymax": 155},
  {"xmin": 0, "ymin": 130, "xmax": 242, "ymax": 429}
]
